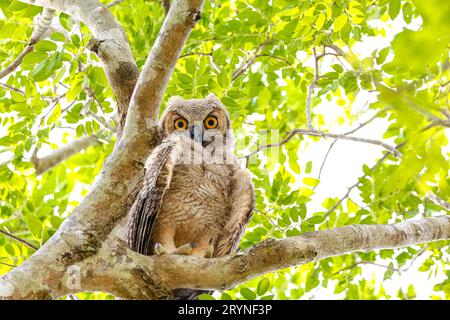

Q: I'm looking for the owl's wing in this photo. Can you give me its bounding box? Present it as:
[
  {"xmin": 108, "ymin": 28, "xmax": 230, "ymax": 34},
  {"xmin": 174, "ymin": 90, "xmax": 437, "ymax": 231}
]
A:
[
  {"xmin": 126, "ymin": 136, "xmax": 182, "ymax": 255},
  {"xmin": 215, "ymin": 168, "xmax": 255, "ymax": 257}
]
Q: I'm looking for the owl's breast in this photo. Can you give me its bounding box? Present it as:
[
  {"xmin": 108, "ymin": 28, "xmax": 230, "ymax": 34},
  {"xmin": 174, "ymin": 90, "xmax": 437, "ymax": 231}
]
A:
[{"xmin": 156, "ymin": 163, "xmax": 237, "ymax": 242}]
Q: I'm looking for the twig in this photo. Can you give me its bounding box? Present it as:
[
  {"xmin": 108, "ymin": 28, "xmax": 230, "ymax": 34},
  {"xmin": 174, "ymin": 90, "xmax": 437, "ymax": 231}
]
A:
[
  {"xmin": 332, "ymin": 260, "xmax": 401, "ymax": 275},
  {"xmin": 107, "ymin": 0, "xmax": 125, "ymax": 8},
  {"xmin": 0, "ymin": 229, "xmax": 39, "ymax": 250},
  {"xmin": 342, "ymin": 108, "xmax": 390, "ymax": 135},
  {"xmin": 254, "ymin": 208, "xmax": 283, "ymax": 232},
  {"xmin": 0, "ymin": 8, "xmax": 55, "ymax": 79},
  {"xmin": 291, "ymin": 129, "xmax": 401, "ymax": 157},
  {"xmin": 255, "ymin": 54, "xmax": 291, "ymax": 65},
  {"xmin": 180, "ymin": 52, "xmax": 212, "ymax": 58},
  {"xmin": 0, "ymin": 261, "xmax": 17, "ymax": 268},
  {"xmin": 314, "ymin": 110, "xmax": 389, "ymax": 189},
  {"xmin": 426, "ymin": 193, "xmax": 450, "ymax": 211},
  {"xmin": 88, "ymin": 110, "xmax": 116, "ymax": 132},
  {"xmin": 0, "ymin": 82, "xmax": 25, "ymax": 95},
  {"xmin": 231, "ymin": 39, "xmax": 270, "ymax": 82},
  {"xmin": 324, "ymin": 142, "xmax": 406, "ymax": 217},
  {"xmin": 315, "ymin": 140, "xmax": 337, "ymax": 185},
  {"xmin": 240, "ymin": 131, "xmax": 297, "ymax": 160},
  {"xmin": 305, "ymin": 48, "xmax": 319, "ymax": 130},
  {"xmin": 241, "ymin": 129, "xmax": 401, "ymax": 160}
]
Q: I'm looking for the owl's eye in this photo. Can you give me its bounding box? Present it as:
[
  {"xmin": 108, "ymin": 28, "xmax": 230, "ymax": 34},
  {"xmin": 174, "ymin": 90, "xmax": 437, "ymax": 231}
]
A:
[
  {"xmin": 204, "ymin": 116, "xmax": 218, "ymax": 129},
  {"xmin": 174, "ymin": 118, "xmax": 188, "ymax": 130}
]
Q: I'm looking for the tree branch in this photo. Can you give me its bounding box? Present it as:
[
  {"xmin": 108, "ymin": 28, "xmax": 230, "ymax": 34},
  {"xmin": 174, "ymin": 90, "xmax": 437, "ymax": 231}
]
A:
[
  {"xmin": 31, "ymin": 135, "xmax": 100, "ymax": 175},
  {"xmin": 122, "ymin": 0, "xmax": 204, "ymax": 139},
  {"xmin": 292, "ymin": 129, "xmax": 401, "ymax": 157},
  {"xmin": 305, "ymin": 48, "xmax": 319, "ymax": 130},
  {"xmin": 231, "ymin": 39, "xmax": 270, "ymax": 82},
  {"xmin": 20, "ymin": 0, "xmax": 138, "ymax": 138},
  {"xmin": 426, "ymin": 193, "xmax": 450, "ymax": 211},
  {"xmin": 107, "ymin": 0, "xmax": 125, "ymax": 8},
  {"xmin": 242, "ymin": 128, "xmax": 401, "ymax": 159},
  {"xmin": 1, "ymin": 215, "xmax": 449, "ymax": 299}
]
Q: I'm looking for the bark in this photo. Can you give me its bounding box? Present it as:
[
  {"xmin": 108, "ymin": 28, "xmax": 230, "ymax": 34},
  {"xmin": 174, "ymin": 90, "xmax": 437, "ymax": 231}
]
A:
[
  {"xmin": 31, "ymin": 135, "xmax": 100, "ymax": 175},
  {"xmin": 20, "ymin": 0, "xmax": 138, "ymax": 137},
  {"xmin": 121, "ymin": 0, "xmax": 204, "ymax": 139},
  {"xmin": 1, "ymin": 216, "xmax": 449, "ymax": 299}
]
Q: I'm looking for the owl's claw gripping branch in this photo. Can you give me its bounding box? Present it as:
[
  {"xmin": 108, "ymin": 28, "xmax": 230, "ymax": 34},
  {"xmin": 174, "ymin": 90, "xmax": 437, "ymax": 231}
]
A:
[
  {"xmin": 173, "ymin": 242, "xmax": 197, "ymax": 255},
  {"xmin": 154, "ymin": 242, "xmax": 197, "ymax": 255}
]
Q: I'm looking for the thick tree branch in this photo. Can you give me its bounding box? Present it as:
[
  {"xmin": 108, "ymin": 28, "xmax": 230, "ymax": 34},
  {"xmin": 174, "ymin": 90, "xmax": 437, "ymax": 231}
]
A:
[
  {"xmin": 1, "ymin": 215, "xmax": 449, "ymax": 299},
  {"xmin": 20, "ymin": 0, "xmax": 138, "ymax": 137},
  {"xmin": 31, "ymin": 135, "xmax": 100, "ymax": 175},
  {"xmin": 122, "ymin": 0, "xmax": 204, "ymax": 139}
]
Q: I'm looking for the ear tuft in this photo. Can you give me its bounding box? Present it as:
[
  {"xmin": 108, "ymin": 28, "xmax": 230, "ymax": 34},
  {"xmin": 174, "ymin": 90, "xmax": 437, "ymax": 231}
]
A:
[
  {"xmin": 166, "ymin": 96, "xmax": 183, "ymax": 106},
  {"xmin": 206, "ymin": 93, "xmax": 221, "ymax": 103}
]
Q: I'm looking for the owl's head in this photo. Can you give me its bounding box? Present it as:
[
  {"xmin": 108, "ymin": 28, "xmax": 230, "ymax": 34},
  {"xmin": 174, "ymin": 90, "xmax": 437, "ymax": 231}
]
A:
[{"xmin": 160, "ymin": 94, "xmax": 232, "ymax": 148}]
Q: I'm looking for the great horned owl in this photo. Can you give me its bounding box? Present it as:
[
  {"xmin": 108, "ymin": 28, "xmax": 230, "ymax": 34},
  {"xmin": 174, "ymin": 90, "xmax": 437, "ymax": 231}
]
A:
[{"xmin": 126, "ymin": 94, "xmax": 255, "ymax": 284}]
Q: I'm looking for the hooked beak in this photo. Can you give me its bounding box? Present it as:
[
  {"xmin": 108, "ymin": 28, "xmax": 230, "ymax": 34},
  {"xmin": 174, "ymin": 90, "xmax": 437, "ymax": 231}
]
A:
[{"xmin": 189, "ymin": 123, "xmax": 203, "ymax": 145}]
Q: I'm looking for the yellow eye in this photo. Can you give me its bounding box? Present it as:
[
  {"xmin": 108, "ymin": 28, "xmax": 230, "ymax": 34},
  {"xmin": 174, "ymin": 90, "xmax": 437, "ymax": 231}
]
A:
[
  {"xmin": 174, "ymin": 118, "xmax": 188, "ymax": 130},
  {"xmin": 204, "ymin": 116, "xmax": 218, "ymax": 129}
]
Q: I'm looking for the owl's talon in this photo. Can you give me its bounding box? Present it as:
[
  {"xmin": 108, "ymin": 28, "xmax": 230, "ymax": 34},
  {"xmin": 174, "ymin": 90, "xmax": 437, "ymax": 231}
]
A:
[
  {"xmin": 154, "ymin": 243, "xmax": 167, "ymax": 255},
  {"xmin": 205, "ymin": 244, "xmax": 214, "ymax": 258},
  {"xmin": 173, "ymin": 242, "xmax": 197, "ymax": 255}
]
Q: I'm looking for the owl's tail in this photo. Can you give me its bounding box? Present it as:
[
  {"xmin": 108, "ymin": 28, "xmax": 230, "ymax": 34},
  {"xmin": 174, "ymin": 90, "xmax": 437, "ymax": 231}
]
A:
[{"xmin": 172, "ymin": 288, "xmax": 213, "ymax": 300}]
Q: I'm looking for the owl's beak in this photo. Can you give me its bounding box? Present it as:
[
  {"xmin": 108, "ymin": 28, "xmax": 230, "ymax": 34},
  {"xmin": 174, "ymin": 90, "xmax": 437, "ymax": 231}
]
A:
[{"xmin": 189, "ymin": 123, "xmax": 203, "ymax": 145}]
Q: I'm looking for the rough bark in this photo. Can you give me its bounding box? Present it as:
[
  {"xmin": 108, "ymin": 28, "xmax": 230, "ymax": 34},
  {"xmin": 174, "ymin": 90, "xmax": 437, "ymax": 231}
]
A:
[
  {"xmin": 1, "ymin": 216, "xmax": 449, "ymax": 299},
  {"xmin": 20, "ymin": 0, "xmax": 138, "ymax": 137},
  {"xmin": 121, "ymin": 0, "xmax": 204, "ymax": 139}
]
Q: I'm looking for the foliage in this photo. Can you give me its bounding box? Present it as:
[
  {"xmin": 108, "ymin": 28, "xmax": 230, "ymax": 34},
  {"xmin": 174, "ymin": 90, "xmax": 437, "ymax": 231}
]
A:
[{"xmin": 0, "ymin": 0, "xmax": 449, "ymax": 300}]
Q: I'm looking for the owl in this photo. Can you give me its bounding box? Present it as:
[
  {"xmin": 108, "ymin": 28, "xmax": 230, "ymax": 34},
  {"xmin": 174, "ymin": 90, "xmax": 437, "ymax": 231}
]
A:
[{"xmin": 126, "ymin": 94, "xmax": 255, "ymax": 281}]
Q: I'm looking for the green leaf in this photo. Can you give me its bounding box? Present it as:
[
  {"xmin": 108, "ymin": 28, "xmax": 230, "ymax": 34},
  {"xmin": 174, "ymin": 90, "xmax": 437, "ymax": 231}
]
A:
[
  {"xmin": 333, "ymin": 14, "xmax": 348, "ymax": 32},
  {"xmin": 27, "ymin": 215, "xmax": 42, "ymax": 239},
  {"xmin": 402, "ymin": 2, "xmax": 413, "ymax": 24},
  {"xmin": 47, "ymin": 103, "xmax": 62, "ymax": 124},
  {"xmin": 50, "ymin": 32, "xmax": 67, "ymax": 42},
  {"xmin": 305, "ymin": 161, "xmax": 312, "ymax": 174},
  {"xmin": 315, "ymin": 13, "xmax": 326, "ymax": 30},
  {"xmin": 220, "ymin": 293, "xmax": 232, "ymax": 300},
  {"xmin": 240, "ymin": 287, "xmax": 257, "ymax": 300},
  {"xmin": 306, "ymin": 215, "xmax": 325, "ymax": 225},
  {"xmin": 22, "ymin": 51, "xmax": 47, "ymax": 67},
  {"xmin": 35, "ymin": 40, "xmax": 57, "ymax": 52},
  {"xmin": 376, "ymin": 47, "xmax": 390, "ymax": 64},
  {"xmin": 388, "ymin": 0, "xmax": 401, "ymax": 20},
  {"xmin": 257, "ymin": 278, "xmax": 270, "ymax": 296}
]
